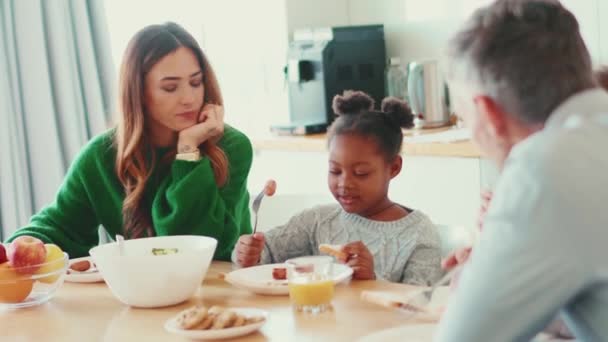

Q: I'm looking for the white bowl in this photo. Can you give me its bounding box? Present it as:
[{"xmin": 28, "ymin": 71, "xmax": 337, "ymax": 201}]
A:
[{"xmin": 89, "ymin": 235, "xmax": 217, "ymax": 308}]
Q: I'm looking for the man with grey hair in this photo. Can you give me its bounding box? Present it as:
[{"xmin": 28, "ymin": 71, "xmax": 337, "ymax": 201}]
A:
[{"xmin": 437, "ymin": 0, "xmax": 608, "ymax": 341}]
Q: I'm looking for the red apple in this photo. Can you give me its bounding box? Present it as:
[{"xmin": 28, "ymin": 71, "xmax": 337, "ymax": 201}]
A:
[
  {"xmin": 7, "ymin": 236, "xmax": 46, "ymax": 274},
  {"xmin": 0, "ymin": 244, "xmax": 7, "ymax": 264}
]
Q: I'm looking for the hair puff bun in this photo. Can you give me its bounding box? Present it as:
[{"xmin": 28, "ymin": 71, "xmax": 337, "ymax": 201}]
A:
[
  {"xmin": 381, "ymin": 97, "xmax": 414, "ymax": 129},
  {"xmin": 332, "ymin": 90, "xmax": 375, "ymax": 116}
]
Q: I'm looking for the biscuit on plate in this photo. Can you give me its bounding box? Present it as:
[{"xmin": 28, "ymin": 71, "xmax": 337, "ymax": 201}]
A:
[
  {"xmin": 232, "ymin": 315, "xmax": 247, "ymax": 327},
  {"xmin": 194, "ymin": 316, "xmax": 215, "ymax": 330},
  {"xmin": 212, "ymin": 310, "xmax": 237, "ymax": 329},
  {"xmin": 176, "ymin": 306, "xmax": 208, "ymax": 329}
]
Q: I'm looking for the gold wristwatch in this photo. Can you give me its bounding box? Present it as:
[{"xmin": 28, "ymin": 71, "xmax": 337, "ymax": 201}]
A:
[{"xmin": 175, "ymin": 150, "xmax": 201, "ymax": 162}]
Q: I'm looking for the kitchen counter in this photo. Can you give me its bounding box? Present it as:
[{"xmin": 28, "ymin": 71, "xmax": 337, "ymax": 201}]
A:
[{"xmin": 250, "ymin": 126, "xmax": 481, "ymax": 158}]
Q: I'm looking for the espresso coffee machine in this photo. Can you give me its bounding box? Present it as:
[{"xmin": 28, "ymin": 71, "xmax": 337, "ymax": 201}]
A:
[{"xmin": 272, "ymin": 25, "xmax": 386, "ymax": 135}]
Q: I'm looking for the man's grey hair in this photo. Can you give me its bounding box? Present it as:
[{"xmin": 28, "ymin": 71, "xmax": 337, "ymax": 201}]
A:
[{"xmin": 448, "ymin": 0, "xmax": 595, "ymax": 124}]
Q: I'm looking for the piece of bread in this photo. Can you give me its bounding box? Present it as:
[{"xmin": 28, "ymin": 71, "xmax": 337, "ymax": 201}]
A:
[
  {"xmin": 360, "ymin": 291, "xmax": 404, "ymax": 309},
  {"xmin": 319, "ymin": 244, "xmax": 348, "ymax": 261},
  {"xmin": 360, "ymin": 290, "xmax": 429, "ymax": 313}
]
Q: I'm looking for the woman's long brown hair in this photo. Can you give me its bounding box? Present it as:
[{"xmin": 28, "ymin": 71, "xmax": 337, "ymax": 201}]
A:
[{"xmin": 115, "ymin": 22, "xmax": 228, "ymax": 239}]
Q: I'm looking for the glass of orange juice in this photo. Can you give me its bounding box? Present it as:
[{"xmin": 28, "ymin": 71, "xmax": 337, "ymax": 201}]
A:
[{"xmin": 286, "ymin": 256, "xmax": 334, "ymax": 314}]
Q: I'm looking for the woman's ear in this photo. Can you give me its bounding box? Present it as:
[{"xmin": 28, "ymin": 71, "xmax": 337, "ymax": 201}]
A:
[{"xmin": 389, "ymin": 155, "xmax": 403, "ymax": 179}]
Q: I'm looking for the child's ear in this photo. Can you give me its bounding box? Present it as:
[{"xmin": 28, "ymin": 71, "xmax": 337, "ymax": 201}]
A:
[{"xmin": 389, "ymin": 155, "xmax": 402, "ymax": 178}]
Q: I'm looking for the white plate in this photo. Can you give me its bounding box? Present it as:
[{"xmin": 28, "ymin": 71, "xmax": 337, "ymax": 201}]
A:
[
  {"xmin": 225, "ymin": 263, "xmax": 353, "ymax": 296},
  {"xmin": 358, "ymin": 324, "xmax": 436, "ymax": 342},
  {"xmin": 64, "ymin": 257, "xmax": 104, "ymax": 283},
  {"xmin": 164, "ymin": 307, "xmax": 268, "ymax": 340}
]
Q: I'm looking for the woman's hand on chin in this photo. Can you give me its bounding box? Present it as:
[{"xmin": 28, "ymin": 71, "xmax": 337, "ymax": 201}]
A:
[{"xmin": 177, "ymin": 104, "xmax": 225, "ymax": 151}]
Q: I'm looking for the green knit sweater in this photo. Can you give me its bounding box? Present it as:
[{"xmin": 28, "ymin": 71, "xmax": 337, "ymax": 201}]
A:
[{"xmin": 6, "ymin": 126, "xmax": 252, "ymax": 260}]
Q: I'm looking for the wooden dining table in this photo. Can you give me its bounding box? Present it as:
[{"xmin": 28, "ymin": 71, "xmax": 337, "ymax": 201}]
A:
[{"xmin": 0, "ymin": 261, "xmax": 441, "ymax": 342}]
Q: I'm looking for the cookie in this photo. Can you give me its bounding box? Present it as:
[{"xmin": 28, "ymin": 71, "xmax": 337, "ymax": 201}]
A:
[
  {"xmin": 208, "ymin": 305, "xmax": 224, "ymax": 316},
  {"xmin": 176, "ymin": 306, "xmax": 208, "ymax": 329},
  {"xmin": 194, "ymin": 316, "xmax": 214, "ymax": 330},
  {"xmin": 232, "ymin": 315, "xmax": 246, "ymax": 327},
  {"xmin": 211, "ymin": 310, "xmax": 237, "ymax": 329}
]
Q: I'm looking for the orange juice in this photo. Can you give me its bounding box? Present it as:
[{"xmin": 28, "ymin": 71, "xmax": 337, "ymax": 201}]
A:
[{"xmin": 288, "ymin": 280, "xmax": 334, "ymax": 306}]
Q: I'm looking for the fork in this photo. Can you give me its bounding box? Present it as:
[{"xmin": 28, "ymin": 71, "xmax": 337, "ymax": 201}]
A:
[
  {"xmin": 251, "ymin": 180, "xmax": 276, "ymax": 234},
  {"xmin": 116, "ymin": 234, "xmax": 126, "ymax": 256}
]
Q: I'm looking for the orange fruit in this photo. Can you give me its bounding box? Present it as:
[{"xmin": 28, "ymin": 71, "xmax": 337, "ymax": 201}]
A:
[{"xmin": 0, "ymin": 263, "xmax": 34, "ymax": 303}]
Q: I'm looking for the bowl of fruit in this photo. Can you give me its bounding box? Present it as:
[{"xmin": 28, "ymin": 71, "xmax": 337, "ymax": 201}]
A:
[{"xmin": 0, "ymin": 236, "xmax": 68, "ymax": 309}]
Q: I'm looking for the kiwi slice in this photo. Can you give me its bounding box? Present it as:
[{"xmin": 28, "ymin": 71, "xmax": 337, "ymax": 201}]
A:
[{"xmin": 151, "ymin": 248, "xmax": 179, "ymax": 256}]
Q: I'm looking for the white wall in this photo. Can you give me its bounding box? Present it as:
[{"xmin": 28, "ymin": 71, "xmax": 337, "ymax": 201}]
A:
[
  {"xmin": 347, "ymin": 0, "xmax": 461, "ymax": 65},
  {"xmin": 562, "ymin": 0, "xmax": 602, "ymax": 65},
  {"xmin": 197, "ymin": 0, "xmax": 289, "ymax": 136},
  {"xmin": 285, "ymin": 0, "xmax": 350, "ymax": 39},
  {"xmin": 102, "ymin": 0, "xmax": 608, "ymax": 138},
  {"xmin": 601, "ymin": 0, "xmax": 608, "ymax": 64},
  {"xmin": 104, "ymin": 0, "xmax": 290, "ymax": 136},
  {"xmin": 103, "ymin": 0, "xmax": 605, "ymax": 137},
  {"xmin": 285, "ymin": 0, "xmax": 606, "ymax": 66},
  {"xmin": 348, "ymin": 0, "xmax": 604, "ymax": 66}
]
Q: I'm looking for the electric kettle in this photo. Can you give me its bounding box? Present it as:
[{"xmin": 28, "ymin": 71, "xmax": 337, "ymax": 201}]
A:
[{"xmin": 407, "ymin": 60, "xmax": 451, "ymax": 128}]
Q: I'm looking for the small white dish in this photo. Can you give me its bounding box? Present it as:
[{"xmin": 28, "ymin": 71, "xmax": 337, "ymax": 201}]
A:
[
  {"xmin": 225, "ymin": 262, "xmax": 353, "ymax": 296},
  {"xmin": 64, "ymin": 257, "xmax": 104, "ymax": 283},
  {"xmin": 164, "ymin": 307, "xmax": 268, "ymax": 340}
]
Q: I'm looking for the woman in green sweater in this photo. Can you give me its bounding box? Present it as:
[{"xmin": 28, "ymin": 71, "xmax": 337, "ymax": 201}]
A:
[{"xmin": 6, "ymin": 22, "xmax": 253, "ymax": 260}]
